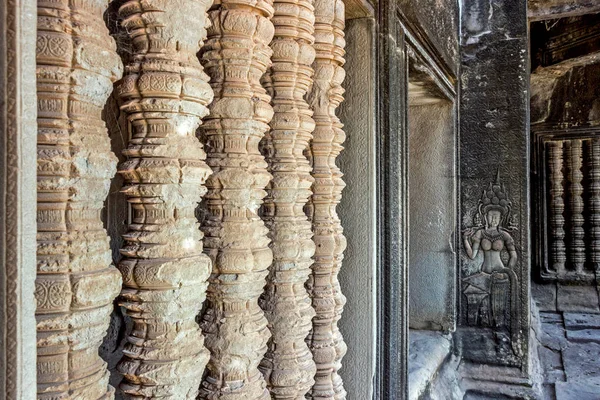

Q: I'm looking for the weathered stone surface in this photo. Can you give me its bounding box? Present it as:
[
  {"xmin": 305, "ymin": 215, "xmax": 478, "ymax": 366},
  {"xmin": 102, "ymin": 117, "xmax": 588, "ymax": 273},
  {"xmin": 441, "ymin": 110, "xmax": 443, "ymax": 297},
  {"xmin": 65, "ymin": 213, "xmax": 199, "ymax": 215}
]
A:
[
  {"xmin": 1, "ymin": 0, "xmax": 37, "ymax": 398},
  {"xmin": 408, "ymin": 103, "xmax": 456, "ymax": 332},
  {"xmin": 421, "ymin": 355, "xmax": 464, "ymax": 400},
  {"xmin": 555, "ymin": 381, "xmax": 600, "ymax": 400},
  {"xmin": 557, "ymin": 284, "xmax": 600, "ymax": 312},
  {"xmin": 35, "ymin": 0, "xmax": 124, "ymax": 398},
  {"xmin": 305, "ymin": 0, "xmax": 347, "ymax": 397},
  {"xmin": 528, "ymin": 0, "xmax": 600, "ymax": 21},
  {"xmin": 114, "ymin": 0, "xmax": 214, "ymax": 397},
  {"xmin": 531, "ymin": 52, "xmax": 600, "ymax": 126},
  {"xmin": 258, "ymin": 0, "xmax": 317, "ymax": 396},
  {"xmin": 459, "ymin": 0, "xmax": 530, "ymax": 373},
  {"xmin": 198, "ymin": 0, "xmax": 275, "ymax": 397},
  {"xmin": 532, "ymin": 283, "xmax": 558, "ymax": 312},
  {"xmin": 538, "ymin": 345, "xmax": 565, "ymax": 384},
  {"xmin": 562, "ymin": 342, "xmax": 600, "ymax": 386},
  {"xmin": 566, "ymin": 329, "xmax": 600, "ymax": 343},
  {"xmin": 408, "ymin": 330, "xmax": 451, "ymax": 400},
  {"xmin": 398, "ymin": 0, "xmax": 458, "ymax": 75},
  {"xmin": 538, "ymin": 313, "xmax": 568, "ymax": 351},
  {"xmin": 564, "ymin": 312, "xmax": 600, "ymax": 329},
  {"xmin": 336, "ymin": 16, "xmax": 376, "ymax": 400}
]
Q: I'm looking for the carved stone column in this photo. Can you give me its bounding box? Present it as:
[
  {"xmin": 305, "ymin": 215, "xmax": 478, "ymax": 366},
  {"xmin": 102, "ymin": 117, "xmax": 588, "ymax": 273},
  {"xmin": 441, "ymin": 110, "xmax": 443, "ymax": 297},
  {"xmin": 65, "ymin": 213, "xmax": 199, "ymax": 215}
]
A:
[
  {"xmin": 198, "ymin": 0, "xmax": 275, "ymax": 397},
  {"xmin": 115, "ymin": 0, "xmax": 214, "ymax": 397},
  {"xmin": 36, "ymin": 0, "xmax": 123, "ymax": 398},
  {"xmin": 258, "ymin": 0, "xmax": 317, "ymax": 396},
  {"xmin": 306, "ymin": 0, "xmax": 347, "ymax": 397},
  {"xmin": 590, "ymin": 139, "xmax": 600, "ymax": 272},
  {"xmin": 567, "ymin": 139, "xmax": 586, "ymax": 273},
  {"xmin": 548, "ymin": 141, "xmax": 566, "ymax": 275}
]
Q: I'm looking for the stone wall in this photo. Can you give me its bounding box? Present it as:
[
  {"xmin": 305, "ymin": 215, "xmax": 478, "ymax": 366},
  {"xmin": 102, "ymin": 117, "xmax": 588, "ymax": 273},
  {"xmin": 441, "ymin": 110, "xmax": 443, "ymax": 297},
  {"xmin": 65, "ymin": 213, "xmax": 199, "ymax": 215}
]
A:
[{"xmin": 459, "ymin": 0, "xmax": 531, "ymax": 377}]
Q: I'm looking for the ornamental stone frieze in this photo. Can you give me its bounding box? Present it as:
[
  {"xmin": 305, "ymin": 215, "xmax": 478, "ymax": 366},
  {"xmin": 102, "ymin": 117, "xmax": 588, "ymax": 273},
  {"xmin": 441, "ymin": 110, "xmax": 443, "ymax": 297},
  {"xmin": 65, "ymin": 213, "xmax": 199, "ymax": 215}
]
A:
[
  {"xmin": 258, "ymin": 0, "xmax": 317, "ymax": 396},
  {"xmin": 305, "ymin": 0, "xmax": 348, "ymax": 397},
  {"xmin": 36, "ymin": 0, "xmax": 123, "ymax": 398},
  {"xmin": 198, "ymin": 0, "xmax": 275, "ymax": 397},
  {"xmin": 115, "ymin": 0, "xmax": 214, "ymax": 397}
]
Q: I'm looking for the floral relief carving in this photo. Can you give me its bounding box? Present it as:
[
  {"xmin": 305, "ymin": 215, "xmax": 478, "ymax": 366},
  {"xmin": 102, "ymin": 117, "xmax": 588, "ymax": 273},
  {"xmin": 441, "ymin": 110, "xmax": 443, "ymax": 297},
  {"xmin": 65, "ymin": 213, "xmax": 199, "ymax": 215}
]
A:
[
  {"xmin": 35, "ymin": 0, "xmax": 123, "ymax": 398},
  {"xmin": 114, "ymin": 0, "xmax": 214, "ymax": 397}
]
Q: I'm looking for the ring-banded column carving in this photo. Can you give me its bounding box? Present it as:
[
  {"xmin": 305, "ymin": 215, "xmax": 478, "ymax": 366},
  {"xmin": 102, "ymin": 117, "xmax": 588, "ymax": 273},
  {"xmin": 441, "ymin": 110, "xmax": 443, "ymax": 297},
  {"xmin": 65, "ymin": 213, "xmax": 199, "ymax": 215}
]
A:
[
  {"xmin": 115, "ymin": 0, "xmax": 214, "ymax": 397},
  {"xmin": 547, "ymin": 141, "xmax": 566, "ymax": 275},
  {"xmin": 258, "ymin": 0, "xmax": 317, "ymax": 396},
  {"xmin": 567, "ymin": 139, "xmax": 585, "ymax": 272},
  {"xmin": 590, "ymin": 139, "xmax": 600, "ymax": 272},
  {"xmin": 198, "ymin": 0, "xmax": 275, "ymax": 398},
  {"xmin": 305, "ymin": 0, "xmax": 347, "ymax": 398},
  {"xmin": 36, "ymin": 0, "xmax": 123, "ymax": 398}
]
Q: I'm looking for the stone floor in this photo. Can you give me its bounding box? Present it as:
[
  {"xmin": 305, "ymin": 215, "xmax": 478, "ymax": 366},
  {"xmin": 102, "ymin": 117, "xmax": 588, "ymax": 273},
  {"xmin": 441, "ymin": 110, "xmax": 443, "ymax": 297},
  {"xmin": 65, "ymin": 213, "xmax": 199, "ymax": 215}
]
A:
[
  {"xmin": 408, "ymin": 330, "xmax": 452, "ymax": 399},
  {"xmin": 537, "ymin": 311, "xmax": 600, "ymax": 399}
]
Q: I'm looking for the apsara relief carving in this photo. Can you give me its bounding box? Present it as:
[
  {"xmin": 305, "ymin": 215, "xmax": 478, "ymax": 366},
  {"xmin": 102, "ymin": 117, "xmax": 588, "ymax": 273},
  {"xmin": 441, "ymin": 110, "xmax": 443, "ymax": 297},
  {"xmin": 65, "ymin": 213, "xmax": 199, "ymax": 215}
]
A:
[
  {"xmin": 36, "ymin": 0, "xmax": 123, "ymax": 398},
  {"xmin": 115, "ymin": 0, "xmax": 214, "ymax": 397},
  {"xmin": 258, "ymin": 0, "xmax": 317, "ymax": 396},
  {"xmin": 198, "ymin": 0, "xmax": 275, "ymax": 397},
  {"xmin": 462, "ymin": 172, "xmax": 521, "ymax": 359},
  {"xmin": 305, "ymin": 0, "xmax": 348, "ymax": 397}
]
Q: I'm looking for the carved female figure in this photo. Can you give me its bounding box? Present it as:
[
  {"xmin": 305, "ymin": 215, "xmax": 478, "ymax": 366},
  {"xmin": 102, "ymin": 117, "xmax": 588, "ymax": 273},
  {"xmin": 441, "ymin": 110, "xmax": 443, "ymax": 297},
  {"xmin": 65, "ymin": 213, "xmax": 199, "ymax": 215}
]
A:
[{"xmin": 462, "ymin": 173, "xmax": 521, "ymax": 356}]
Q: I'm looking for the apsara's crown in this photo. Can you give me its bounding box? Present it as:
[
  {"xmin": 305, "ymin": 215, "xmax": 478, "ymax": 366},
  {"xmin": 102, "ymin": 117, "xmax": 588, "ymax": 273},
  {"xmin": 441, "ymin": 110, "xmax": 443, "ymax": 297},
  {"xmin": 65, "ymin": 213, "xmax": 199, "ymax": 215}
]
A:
[{"xmin": 479, "ymin": 169, "xmax": 511, "ymax": 216}]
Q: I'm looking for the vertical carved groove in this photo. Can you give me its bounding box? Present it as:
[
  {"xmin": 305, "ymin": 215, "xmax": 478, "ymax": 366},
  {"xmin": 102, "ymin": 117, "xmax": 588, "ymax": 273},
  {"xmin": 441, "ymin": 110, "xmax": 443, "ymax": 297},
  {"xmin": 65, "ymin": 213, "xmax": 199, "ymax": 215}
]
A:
[
  {"xmin": 567, "ymin": 139, "xmax": 586, "ymax": 272},
  {"xmin": 258, "ymin": 0, "xmax": 317, "ymax": 396},
  {"xmin": 547, "ymin": 141, "xmax": 566, "ymax": 274},
  {"xmin": 115, "ymin": 0, "xmax": 214, "ymax": 397},
  {"xmin": 36, "ymin": 0, "xmax": 123, "ymax": 398},
  {"xmin": 590, "ymin": 139, "xmax": 600, "ymax": 272},
  {"xmin": 198, "ymin": 0, "xmax": 275, "ymax": 397},
  {"xmin": 305, "ymin": 0, "xmax": 347, "ymax": 397}
]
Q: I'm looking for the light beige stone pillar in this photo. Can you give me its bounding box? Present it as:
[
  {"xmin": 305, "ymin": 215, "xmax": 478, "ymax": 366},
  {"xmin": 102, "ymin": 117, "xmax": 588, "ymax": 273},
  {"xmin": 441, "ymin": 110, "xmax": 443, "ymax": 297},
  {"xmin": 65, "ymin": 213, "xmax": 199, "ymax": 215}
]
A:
[
  {"xmin": 305, "ymin": 0, "xmax": 347, "ymax": 397},
  {"xmin": 198, "ymin": 0, "xmax": 275, "ymax": 397},
  {"xmin": 114, "ymin": 0, "xmax": 214, "ymax": 398},
  {"xmin": 1, "ymin": 0, "xmax": 37, "ymax": 398},
  {"xmin": 258, "ymin": 0, "xmax": 317, "ymax": 396},
  {"xmin": 35, "ymin": 0, "xmax": 123, "ymax": 398}
]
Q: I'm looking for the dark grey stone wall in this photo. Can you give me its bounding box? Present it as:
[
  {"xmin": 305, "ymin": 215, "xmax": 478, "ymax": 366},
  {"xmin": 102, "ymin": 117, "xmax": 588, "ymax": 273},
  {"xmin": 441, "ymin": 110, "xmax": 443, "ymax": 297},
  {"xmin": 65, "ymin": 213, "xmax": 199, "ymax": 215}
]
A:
[
  {"xmin": 531, "ymin": 52, "xmax": 600, "ymax": 126},
  {"xmin": 459, "ymin": 0, "xmax": 531, "ymax": 374},
  {"xmin": 408, "ymin": 102, "xmax": 456, "ymax": 332},
  {"xmin": 398, "ymin": 0, "xmax": 459, "ymax": 75}
]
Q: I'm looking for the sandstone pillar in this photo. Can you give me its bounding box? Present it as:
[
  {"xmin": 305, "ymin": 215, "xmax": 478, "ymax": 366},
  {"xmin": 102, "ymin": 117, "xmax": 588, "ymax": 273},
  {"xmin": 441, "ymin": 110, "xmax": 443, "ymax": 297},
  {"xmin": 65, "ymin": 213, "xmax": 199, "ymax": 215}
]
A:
[
  {"xmin": 0, "ymin": 0, "xmax": 37, "ymax": 398},
  {"xmin": 198, "ymin": 0, "xmax": 275, "ymax": 397},
  {"xmin": 35, "ymin": 0, "xmax": 123, "ymax": 398},
  {"xmin": 114, "ymin": 0, "xmax": 214, "ymax": 398},
  {"xmin": 305, "ymin": 0, "xmax": 347, "ymax": 397},
  {"xmin": 258, "ymin": 0, "xmax": 317, "ymax": 396}
]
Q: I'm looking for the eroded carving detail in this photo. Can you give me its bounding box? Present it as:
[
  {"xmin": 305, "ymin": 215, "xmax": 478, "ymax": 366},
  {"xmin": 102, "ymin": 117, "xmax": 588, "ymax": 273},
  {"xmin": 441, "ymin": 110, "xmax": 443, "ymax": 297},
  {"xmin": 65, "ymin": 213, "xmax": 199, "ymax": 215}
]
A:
[
  {"xmin": 115, "ymin": 0, "xmax": 214, "ymax": 397},
  {"xmin": 548, "ymin": 141, "xmax": 566, "ymax": 275},
  {"xmin": 258, "ymin": 0, "xmax": 317, "ymax": 396},
  {"xmin": 305, "ymin": 0, "xmax": 347, "ymax": 397},
  {"xmin": 36, "ymin": 0, "xmax": 123, "ymax": 397},
  {"xmin": 198, "ymin": 0, "xmax": 275, "ymax": 397},
  {"xmin": 462, "ymin": 172, "xmax": 521, "ymax": 359},
  {"xmin": 567, "ymin": 139, "xmax": 586, "ymax": 272},
  {"xmin": 590, "ymin": 139, "xmax": 600, "ymax": 272}
]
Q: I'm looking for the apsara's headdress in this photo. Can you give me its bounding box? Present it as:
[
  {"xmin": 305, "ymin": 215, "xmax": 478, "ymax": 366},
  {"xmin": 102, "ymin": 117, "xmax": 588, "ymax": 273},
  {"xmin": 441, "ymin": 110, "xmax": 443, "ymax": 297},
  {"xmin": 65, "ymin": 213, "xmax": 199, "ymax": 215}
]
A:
[{"xmin": 477, "ymin": 170, "xmax": 513, "ymax": 228}]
